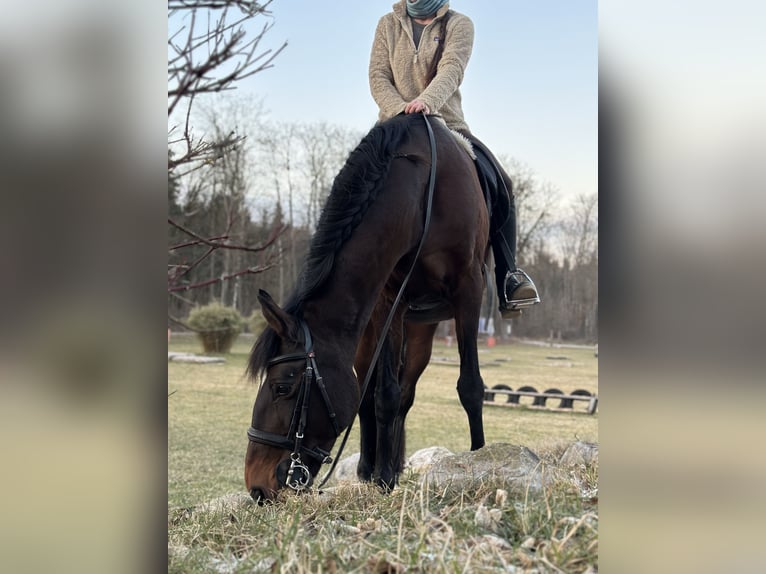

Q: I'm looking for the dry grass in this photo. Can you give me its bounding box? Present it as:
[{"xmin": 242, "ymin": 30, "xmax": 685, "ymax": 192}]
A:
[{"xmin": 168, "ymin": 333, "xmax": 598, "ymax": 572}]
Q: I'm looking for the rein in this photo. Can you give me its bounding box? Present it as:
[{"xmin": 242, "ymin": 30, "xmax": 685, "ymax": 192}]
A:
[{"xmin": 316, "ymin": 112, "xmax": 438, "ymax": 489}]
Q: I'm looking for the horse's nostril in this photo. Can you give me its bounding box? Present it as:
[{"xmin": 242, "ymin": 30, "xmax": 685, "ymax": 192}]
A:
[{"xmin": 250, "ymin": 487, "xmax": 266, "ymax": 503}]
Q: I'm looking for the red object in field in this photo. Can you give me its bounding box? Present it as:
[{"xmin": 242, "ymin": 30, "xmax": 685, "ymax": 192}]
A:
[{"xmin": 487, "ymin": 336, "xmax": 496, "ymax": 347}]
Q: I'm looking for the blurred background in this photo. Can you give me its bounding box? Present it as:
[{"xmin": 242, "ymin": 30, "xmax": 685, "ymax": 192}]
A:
[{"xmin": 0, "ymin": 1, "xmax": 764, "ymax": 572}]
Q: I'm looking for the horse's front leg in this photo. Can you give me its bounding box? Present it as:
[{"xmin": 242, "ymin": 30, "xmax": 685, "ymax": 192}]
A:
[
  {"xmin": 454, "ymin": 274, "xmax": 486, "ymax": 451},
  {"xmin": 372, "ymin": 330, "xmax": 402, "ymax": 490},
  {"xmin": 354, "ymin": 325, "xmax": 377, "ymax": 483}
]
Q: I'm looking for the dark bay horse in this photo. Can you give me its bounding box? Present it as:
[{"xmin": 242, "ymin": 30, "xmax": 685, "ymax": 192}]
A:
[{"xmin": 245, "ymin": 113, "xmax": 489, "ymax": 500}]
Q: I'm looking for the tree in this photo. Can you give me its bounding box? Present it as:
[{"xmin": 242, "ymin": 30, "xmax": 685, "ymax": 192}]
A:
[
  {"xmin": 498, "ymin": 156, "xmax": 559, "ymax": 263},
  {"xmin": 167, "ymin": 1, "xmax": 287, "ymax": 321},
  {"xmin": 510, "ymin": 193, "xmax": 599, "ymax": 342},
  {"xmin": 557, "ymin": 193, "xmax": 598, "ymax": 340},
  {"xmin": 254, "ymin": 122, "xmax": 301, "ymax": 295},
  {"xmin": 298, "ymin": 123, "xmax": 364, "ymax": 230},
  {"xmin": 250, "ymin": 121, "xmax": 363, "ymax": 301},
  {"xmin": 558, "ymin": 193, "xmax": 598, "ymax": 267},
  {"xmin": 168, "ymin": 0, "xmax": 286, "ymax": 175}
]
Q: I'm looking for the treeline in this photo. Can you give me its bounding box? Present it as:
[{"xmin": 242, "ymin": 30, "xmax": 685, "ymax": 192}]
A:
[{"xmin": 169, "ymin": 107, "xmax": 597, "ymax": 342}]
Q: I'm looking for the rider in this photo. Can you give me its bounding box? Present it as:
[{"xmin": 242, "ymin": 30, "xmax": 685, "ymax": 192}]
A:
[{"xmin": 369, "ymin": 0, "xmax": 540, "ymax": 318}]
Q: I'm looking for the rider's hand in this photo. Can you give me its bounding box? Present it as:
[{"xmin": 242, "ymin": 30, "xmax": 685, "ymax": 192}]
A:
[{"xmin": 404, "ymin": 99, "xmax": 430, "ymax": 114}]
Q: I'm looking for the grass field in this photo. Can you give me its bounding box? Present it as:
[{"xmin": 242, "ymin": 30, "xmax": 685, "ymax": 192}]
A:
[{"xmin": 168, "ymin": 332, "xmax": 598, "ymax": 572}]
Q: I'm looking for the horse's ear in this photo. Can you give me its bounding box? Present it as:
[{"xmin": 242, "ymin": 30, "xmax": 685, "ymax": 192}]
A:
[{"xmin": 257, "ymin": 290, "xmax": 298, "ymax": 341}]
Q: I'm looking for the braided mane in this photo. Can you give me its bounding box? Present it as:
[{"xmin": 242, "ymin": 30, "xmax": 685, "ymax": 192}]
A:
[{"xmin": 248, "ymin": 114, "xmax": 419, "ymax": 380}]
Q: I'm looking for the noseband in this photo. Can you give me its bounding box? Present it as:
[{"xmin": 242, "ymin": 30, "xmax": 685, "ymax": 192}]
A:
[{"xmin": 247, "ymin": 320, "xmax": 340, "ymax": 491}]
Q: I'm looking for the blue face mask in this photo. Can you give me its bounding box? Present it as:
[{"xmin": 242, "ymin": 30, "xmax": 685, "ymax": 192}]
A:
[{"xmin": 406, "ymin": 0, "xmax": 447, "ymax": 19}]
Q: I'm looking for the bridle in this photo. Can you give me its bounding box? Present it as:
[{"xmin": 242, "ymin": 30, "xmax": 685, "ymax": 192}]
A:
[
  {"xmin": 247, "ymin": 320, "xmax": 340, "ymax": 491},
  {"xmin": 247, "ymin": 113, "xmax": 438, "ymax": 493}
]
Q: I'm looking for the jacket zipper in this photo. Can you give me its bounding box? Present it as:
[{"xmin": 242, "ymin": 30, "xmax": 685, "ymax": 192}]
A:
[
  {"xmin": 413, "ymin": 21, "xmax": 434, "ymax": 64},
  {"xmin": 406, "ymin": 13, "xmax": 440, "ymax": 64}
]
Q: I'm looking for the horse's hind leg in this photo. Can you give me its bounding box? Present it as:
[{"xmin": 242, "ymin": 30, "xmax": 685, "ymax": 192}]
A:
[
  {"xmin": 454, "ymin": 275, "xmax": 486, "ymax": 451},
  {"xmin": 392, "ymin": 322, "xmax": 439, "ymax": 475}
]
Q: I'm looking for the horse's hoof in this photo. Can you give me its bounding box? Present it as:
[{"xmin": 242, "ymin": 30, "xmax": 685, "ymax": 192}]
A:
[
  {"xmin": 374, "ymin": 475, "xmax": 397, "ymax": 493},
  {"xmin": 356, "ymin": 465, "xmax": 374, "ymax": 483}
]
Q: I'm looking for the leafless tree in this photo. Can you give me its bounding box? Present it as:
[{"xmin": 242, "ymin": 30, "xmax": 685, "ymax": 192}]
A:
[
  {"xmin": 298, "ymin": 123, "xmax": 364, "ymax": 230},
  {"xmin": 254, "ymin": 122, "xmax": 300, "ymax": 299},
  {"xmin": 167, "ymin": 1, "xmax": 287, "ymax": 309},
  {"xmin": 249, "ymin": 121, "xmax": 362, "ymax": 300},
  {"xmin": 558, "ymin": 193, "xmax": 598, "ymax": 266},
  {"xmin": 168, "ymin": 0, "xmax": 286, "ymax": 176},
  {"xmin": 498, "ymin": 156, "xmax": 560, "ymax": 262}
]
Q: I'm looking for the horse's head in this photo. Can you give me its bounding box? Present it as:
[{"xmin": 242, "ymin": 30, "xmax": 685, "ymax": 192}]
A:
[{"xmin": 245, "ymin": 290, "xmax": 350, "ymax": 502}]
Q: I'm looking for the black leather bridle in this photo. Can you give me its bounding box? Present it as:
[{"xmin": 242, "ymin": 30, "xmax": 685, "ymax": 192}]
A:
[{"xmin": 247, "ymin": 320, "xmax": 340, "ymax": 491}]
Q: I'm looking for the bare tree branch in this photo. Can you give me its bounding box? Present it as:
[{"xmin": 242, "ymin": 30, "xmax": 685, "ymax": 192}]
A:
[
  {"xmin": 498, "ymin": 156, "xmax": 560, "ymax": 261},
  {"xmin": 167, "ymin": 1, "xmax": 289, "ymax": 316},
  {"xmin": 168, "ymin": 0, "xmax": 287, "ymax": 173},
  {"xmin": 168, "ymin": 263, "xmax": 277, "ymax": 293},
  {"xmin": 168, "ymin": 217, "xmax": 285, "ymax": 254},
  {"xmin": 167, "ymin": 4, "xmax": 287, "ymax": 115},
  {"xmin": 169, "ymin": 234, "xmax": 230, "ymax": 251},
  {"xmin": 168, "ymin": 0, "xmax": 271, "ymax": 11}
]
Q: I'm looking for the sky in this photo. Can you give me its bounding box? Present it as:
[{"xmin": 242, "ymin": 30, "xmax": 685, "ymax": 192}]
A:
[{"xmin": 234, "ymin": 1, "xmax": 598, "ymax": 201}]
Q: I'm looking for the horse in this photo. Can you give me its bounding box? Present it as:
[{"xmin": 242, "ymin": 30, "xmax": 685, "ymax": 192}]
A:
[{"xmin": 245, "ymin": 113, "xmax": 490, "ymax": 501}]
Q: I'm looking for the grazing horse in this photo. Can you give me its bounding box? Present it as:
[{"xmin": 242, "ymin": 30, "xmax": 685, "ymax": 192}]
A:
[{"xmin": 245, "ymin": 113, "xmax": 489, "ymax": 501}]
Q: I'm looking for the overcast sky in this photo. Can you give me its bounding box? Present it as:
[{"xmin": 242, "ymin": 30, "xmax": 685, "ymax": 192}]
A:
[{"xmin": 235, "ymin": 1, "xmax": 598, "ymax": 201}]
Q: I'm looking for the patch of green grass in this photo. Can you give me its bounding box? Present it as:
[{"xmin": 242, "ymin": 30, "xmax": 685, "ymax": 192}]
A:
[{"xmin": 168, "ymin": 333, "xmax": 598, "ymax": 571}]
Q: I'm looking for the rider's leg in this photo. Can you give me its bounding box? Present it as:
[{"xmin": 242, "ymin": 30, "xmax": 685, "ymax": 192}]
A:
[{"xmin": 465, "ymin": 133, "xmax": 541, "ymax": 318}]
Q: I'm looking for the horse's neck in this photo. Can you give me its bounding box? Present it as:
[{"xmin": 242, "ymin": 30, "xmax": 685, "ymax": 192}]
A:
[
  {"xmin": 303, "ymin": 224, "xmax": 415, "ymax": 355},
  {"xmin": 303, "ymin": 273, "xmax": 394, "ymax": 357},
  {"xmin": 301, "ymin": 138, "xmax": 428, "ymax": 354}
]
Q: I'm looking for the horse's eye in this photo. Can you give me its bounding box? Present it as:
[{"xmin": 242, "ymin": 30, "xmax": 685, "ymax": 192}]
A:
[{"xmin": 274, "ymin": 384, "xmax": 291, "ymax": 397}]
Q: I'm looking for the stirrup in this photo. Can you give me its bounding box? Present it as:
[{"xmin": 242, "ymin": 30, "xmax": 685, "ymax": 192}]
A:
[
  {"xmin": 505, "ymin": 269, "xmax": 541, "ymax": 309},
  {"xmin": 508, "ymin": 296, "xmax": 540, "ymax": 309}
]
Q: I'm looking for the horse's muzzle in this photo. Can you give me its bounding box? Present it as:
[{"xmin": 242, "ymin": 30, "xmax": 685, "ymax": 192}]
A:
[{"xmin": 276, "ymin": 457, "xmax": 314, "ymax": 491}]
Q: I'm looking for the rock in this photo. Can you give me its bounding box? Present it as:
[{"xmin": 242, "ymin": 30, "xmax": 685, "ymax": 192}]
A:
[
  {"xmin": 406, "ymin": 446, "xmax": 454, "ymax": 473},
  {"xmin": 560, "ymin": 441, "xmax": 599, "ymax": 467},
  {"xmin": 331, "ymin": 447, "xmax": 454, "ymax": 485},
  {"xmin": 332, "ymin": 452, "xmax": 360, "ymax": 483},
  {"xmin": 197, "ymin": 492, "xmax": 253, "ymax": 513},
  {"xmin": 423, "ymin": 443, "xmax": 547, "ymax": 492},
  {"xmin": 168, "ymin": 352, "xmax": 226, "ymax": 364}
]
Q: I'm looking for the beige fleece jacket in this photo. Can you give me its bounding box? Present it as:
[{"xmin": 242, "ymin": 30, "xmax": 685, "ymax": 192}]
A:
[{"xmin": 369, "ymin": 1, "xmax": 474, "ymax": 133}]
